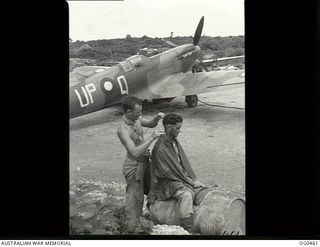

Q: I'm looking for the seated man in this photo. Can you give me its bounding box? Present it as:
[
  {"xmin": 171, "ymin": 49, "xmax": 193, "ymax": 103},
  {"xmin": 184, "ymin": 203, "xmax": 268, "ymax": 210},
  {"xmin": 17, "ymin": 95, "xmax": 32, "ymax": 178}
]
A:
[{"xmin": 148, "ymin": 113, "xmax": 212, "ymax": 233}]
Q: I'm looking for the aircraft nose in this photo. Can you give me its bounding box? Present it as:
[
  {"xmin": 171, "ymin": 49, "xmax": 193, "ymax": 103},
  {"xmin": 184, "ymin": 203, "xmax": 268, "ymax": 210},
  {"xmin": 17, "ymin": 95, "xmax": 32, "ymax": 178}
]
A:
[{"xmin": 178, "ymin": 45, "xmax": 201, "ymax": 60}]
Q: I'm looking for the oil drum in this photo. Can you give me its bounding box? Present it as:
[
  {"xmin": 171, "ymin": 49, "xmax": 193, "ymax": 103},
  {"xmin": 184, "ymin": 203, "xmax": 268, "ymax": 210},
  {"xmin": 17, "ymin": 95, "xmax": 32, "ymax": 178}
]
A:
[{"xmin": 149, "ymin": 191, "xmax": 245, "ymax": 235}]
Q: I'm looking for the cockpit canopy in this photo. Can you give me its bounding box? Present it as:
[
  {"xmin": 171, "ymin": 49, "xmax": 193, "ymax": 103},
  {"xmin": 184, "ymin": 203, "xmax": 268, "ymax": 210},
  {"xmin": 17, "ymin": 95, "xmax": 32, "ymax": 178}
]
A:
[
  {"xmin": 119, "ymin": 54, "xmax": 148, "ymax": 72},
  {"xmin": 127, "ymin": 55, "xmax": 143, "ymax": 67}
]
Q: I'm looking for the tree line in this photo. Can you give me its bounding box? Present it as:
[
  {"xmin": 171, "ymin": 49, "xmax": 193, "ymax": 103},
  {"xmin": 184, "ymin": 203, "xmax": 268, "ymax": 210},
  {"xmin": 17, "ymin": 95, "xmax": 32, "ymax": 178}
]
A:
[{"xmin": 69, "ymin": 35, "xmax": 244, "ymax": 63}]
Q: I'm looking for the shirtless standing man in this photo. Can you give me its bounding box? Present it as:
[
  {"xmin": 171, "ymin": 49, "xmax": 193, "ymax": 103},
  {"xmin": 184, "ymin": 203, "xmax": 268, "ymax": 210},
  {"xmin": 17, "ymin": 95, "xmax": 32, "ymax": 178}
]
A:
[{"xmin": 117, "ymin": 96, "xmax": 164, "ymax": 234}]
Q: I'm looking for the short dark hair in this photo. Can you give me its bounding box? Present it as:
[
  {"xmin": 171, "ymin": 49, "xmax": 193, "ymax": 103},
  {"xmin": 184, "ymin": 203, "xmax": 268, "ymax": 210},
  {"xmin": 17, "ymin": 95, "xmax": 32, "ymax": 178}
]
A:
[
  {"xmin": 122, "ymin": 96, "xmax": 142, "ymax": 113},
  {"xmin": 163, "ymin": 113, "xmax": 183, "ymax": 126}
]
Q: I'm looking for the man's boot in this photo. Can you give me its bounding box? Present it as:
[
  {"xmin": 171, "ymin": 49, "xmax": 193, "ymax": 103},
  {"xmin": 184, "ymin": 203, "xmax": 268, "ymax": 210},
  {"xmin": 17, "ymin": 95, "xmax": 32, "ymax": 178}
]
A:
[{"xmin": 180, "ymin": 215, "xmax": 194, "ymax": 234}]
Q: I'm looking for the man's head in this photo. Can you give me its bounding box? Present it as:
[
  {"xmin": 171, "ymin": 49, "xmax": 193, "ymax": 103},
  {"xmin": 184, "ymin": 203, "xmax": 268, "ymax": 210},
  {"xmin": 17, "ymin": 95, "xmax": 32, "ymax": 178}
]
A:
[
  {"xmin": 122, "ymin": 96, "xmax": 143, "ymax": 121},
  {"xmin": 162, "ymin": 113, "xmax": 183, "ymax": 138}
]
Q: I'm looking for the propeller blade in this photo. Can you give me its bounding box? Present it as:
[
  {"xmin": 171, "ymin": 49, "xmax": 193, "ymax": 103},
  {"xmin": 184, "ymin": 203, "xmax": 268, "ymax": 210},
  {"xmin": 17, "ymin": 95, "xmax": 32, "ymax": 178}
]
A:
[
  {"xmin": 197, "ymin": 55, "xmax": 209, "ymax": 72},
  {"xmin": 193, "ymin": 16, "xmax": 204, "ymax": 45}
]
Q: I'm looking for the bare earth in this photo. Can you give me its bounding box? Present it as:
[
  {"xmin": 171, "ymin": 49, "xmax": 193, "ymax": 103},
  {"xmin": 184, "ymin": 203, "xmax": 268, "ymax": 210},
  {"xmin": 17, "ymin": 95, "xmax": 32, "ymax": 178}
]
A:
[{"xmin": 70, "ymin": 85, "xmax": 245, "ymax": 192}]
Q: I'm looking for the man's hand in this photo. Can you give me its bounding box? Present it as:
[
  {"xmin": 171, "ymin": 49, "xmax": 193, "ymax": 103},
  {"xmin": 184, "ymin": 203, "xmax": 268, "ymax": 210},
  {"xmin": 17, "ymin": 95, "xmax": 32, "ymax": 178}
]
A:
[
  {"xmin": 193, "ymin": 180, "xmax": 204, "ymax": 188},
  {"xmin": 150, "ymin": 130, "xmax": 163, "ymax": 140},
  {"xmin": 141, "ymin": 112, "xmax": 165, "ymax": 128},
  {"xmin": 155, "ymin": 112, "xmax": 165, "ymax": 121},
  {"xmin": 142, "ymin": 148, "xmax": 151, "ymax": 157}
]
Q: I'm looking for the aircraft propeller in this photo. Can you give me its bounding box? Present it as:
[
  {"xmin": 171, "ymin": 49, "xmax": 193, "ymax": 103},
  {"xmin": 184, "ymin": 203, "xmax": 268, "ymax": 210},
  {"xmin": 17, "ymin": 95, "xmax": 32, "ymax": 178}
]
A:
[
  {"xmin": 193, "ymin": 16, "xmax": 209, "ymax": 72},
  {"xmin": 164, "ymin": 16, "xmax": 209, "ymax": 72},
  {"xmin": 162, "ymin": 16, "xmax": 204, "ymax": 48},
  {"xmin": 193, "ymin": 16, "xmax": 204, "ymax": 46}
]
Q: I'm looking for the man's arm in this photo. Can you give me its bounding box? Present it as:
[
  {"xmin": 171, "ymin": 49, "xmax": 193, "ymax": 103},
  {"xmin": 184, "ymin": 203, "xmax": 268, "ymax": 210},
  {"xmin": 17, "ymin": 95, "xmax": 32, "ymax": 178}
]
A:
[
  {"xmin": 140, "ymin": 112, "xmax": 165, "ymax": 128},
  {"xmin": 117, "ymin": 126, "xmax": 159, "ymax": 158}
]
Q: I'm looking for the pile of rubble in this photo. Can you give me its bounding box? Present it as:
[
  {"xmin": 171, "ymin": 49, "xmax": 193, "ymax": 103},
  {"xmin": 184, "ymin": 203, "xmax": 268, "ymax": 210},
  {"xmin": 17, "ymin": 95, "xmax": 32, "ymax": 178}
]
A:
[{"xmin": 151, "ymin": 225, "xmax": 191, "ymax": 235}]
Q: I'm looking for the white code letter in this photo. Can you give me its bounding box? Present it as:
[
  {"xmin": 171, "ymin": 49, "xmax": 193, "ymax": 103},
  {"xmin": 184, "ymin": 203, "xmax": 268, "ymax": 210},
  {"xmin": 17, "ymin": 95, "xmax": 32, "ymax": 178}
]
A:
[
  {"xmin": 117, "ymin": 75, "xmax": 129, "ymax": 95},
  {"xmin": 85, "ymin": 83, "xmax": 96, "ymax": 104},
  {"xmin": 74, "ymin": 87, "xmax": 89, "ymax": 108}
]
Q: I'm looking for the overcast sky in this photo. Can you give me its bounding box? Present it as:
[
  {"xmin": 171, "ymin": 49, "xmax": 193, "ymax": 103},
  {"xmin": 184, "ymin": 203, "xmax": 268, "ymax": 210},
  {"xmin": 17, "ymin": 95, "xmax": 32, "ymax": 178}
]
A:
[{"xmin": 68, "ymin": 0, "xmax": 244, "ymax": 41}]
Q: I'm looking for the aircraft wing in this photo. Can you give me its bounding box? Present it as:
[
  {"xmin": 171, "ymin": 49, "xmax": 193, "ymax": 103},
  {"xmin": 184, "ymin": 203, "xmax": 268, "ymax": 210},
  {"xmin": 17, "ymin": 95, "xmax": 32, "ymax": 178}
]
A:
[
  {"xmin": 135, "ymin": 69, "xmax": 245, "ymax": 100},
  {"xmin": 70, "ymin": 66, "xmax": 110, "ymax": 87}
]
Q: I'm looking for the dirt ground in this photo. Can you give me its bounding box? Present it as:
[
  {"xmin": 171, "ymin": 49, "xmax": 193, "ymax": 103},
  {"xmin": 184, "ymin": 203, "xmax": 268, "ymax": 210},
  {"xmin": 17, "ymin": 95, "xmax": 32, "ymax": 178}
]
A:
[{"xmin": 70, "ymin": 85, "xmax": 245, "ymax": 190}]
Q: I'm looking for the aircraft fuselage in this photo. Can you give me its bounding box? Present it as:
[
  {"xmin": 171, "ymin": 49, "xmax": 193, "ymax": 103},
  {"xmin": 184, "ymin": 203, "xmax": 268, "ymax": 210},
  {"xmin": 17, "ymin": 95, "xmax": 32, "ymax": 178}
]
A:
[{"xmin": 69, "ymin": 44, "xmax": 199, "ymax": 118}]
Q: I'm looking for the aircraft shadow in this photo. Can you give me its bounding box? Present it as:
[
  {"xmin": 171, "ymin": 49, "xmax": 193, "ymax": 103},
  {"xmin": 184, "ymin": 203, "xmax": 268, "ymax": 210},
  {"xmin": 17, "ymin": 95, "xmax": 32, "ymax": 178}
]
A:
[
  {"xmin": 70, "ymin": 98, "xmax": 243, "ymax": 132},
  {"xmin": 70, "ymin": 105, "xmax": 123, "ymax": 131}
]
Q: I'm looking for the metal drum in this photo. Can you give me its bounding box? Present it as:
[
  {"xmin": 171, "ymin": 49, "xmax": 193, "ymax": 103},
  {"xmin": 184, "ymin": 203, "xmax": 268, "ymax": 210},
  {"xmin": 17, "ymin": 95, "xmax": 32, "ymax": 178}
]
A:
[
  {"xmin": 194, "ymin": 192, "xmax": 245, "ymax": 235},
  {"xmin": 150, "ymin": 199, "xmax": 181, "ymax": 225},
  {"xmin": 149, "ymin": 191, "xmax": 245, "ymax": 235}
]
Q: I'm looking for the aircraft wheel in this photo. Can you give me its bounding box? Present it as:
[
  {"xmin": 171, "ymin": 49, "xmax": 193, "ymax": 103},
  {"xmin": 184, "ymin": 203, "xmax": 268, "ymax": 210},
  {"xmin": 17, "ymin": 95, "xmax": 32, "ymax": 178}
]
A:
[{"xmin": 186, "ymin": 95, "xmax": 198, "ymax": 107}]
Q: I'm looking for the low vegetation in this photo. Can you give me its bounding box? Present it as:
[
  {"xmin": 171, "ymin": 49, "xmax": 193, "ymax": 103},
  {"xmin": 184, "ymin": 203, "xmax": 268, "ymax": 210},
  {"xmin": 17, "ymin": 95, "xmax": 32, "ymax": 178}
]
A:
[
  {"xmin": 70, "ymin": 179, "xmax": 244, "ymax": 235},
  {"xmin": 69, "ymin": 35, "xmax": 244, "ymax": 66}
]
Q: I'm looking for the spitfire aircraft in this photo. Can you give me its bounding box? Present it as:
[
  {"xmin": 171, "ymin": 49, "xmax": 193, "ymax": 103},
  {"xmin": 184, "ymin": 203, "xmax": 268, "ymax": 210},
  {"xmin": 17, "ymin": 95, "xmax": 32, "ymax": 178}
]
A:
[{"xmin": 70, "ymin": 16, "xmax": 245, "ymax": 119}]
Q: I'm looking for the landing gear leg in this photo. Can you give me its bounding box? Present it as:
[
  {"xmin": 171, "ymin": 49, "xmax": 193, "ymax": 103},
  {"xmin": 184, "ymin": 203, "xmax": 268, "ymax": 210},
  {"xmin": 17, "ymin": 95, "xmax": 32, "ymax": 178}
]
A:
[{"xmin": 185, "ymin": 95, "xmax": 198, "ymax": 107}]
